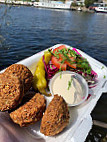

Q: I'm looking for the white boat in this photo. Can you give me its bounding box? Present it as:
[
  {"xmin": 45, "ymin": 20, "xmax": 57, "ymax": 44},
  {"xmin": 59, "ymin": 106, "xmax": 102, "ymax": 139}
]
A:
[
  {"xmin": 0, "ymin": 44, "xmax": 107, "ymax": 142},
  {"xmin": 33, "ymin": 1, "xmax": 72, "ymax": 10},
  {"xmin": 95, "ymin": 6, "xmax": 107, "ymax": 13},
  {"xmin": 77, "ymin": 7, "xmax": 82, "ymax": 11}
]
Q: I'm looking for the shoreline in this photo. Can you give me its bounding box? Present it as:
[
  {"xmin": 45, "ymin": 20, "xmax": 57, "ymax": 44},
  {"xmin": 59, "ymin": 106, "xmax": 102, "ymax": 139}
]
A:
[{"xmin": 71, "ymin": 6, "xmax": 95, "ymax": 13}]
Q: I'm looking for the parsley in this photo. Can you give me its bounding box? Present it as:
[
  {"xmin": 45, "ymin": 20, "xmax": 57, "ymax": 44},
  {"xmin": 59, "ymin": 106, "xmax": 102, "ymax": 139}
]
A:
[
  {"xmin": 49, "ymin": 48, "xmax": 92, "ymax": 75},
  {"xmin": 48, "ymin": 49, "xmax": 52, "ymax": 53},
  {"xmin": 60, "ymin": 58, "xmax": 66, "ymax": 64},
  {"xmin": 50, "ymin": 65, "xmax": 53, "ymax": 69},
  {"xmin": 53, "ymin": 51, "xmax": 60, "ymax": 59},
  {"xmin": 60, "ymin": 72, "xmax": 62, "ymax": 79},
  {"xmin": 69, "ymin": 50, "xmax": 77, "ymax": 57},
  {"xmin": 67, "ymin": 78, "xmax": 73, "ymax": 90},
  {"xmin": 77, "ymin": 58, "xmax": 91, "ymax": 74},
  {"xmin": 58, "ymin": 66, "xmax": 62, "ymax": 79},
  {"xmin": 58, "ymin": 49, "xmax": 76, "ymax": 65},
  {"xmin": 48, "ymin": 49, "xmax": 60, "ymax": 59},
  {"xmin": 104, "ymin": 75, "xmax": 106, "ymax": 79},
  {"xmin": 101, "ymin": 66, "xmax": 104, "ymax": 69}
]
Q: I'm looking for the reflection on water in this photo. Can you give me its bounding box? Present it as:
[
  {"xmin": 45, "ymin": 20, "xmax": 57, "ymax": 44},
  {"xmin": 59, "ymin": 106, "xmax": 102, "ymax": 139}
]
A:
[{"xmin": 0, "ymin": 4, "xmax": 107, "ymax": 141}]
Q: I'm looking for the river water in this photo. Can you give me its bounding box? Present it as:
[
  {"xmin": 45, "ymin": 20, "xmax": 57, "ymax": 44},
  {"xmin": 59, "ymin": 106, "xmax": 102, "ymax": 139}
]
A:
[{"xmin": 0, "ymin": 4, "xmax": 107, "ymax": 141}]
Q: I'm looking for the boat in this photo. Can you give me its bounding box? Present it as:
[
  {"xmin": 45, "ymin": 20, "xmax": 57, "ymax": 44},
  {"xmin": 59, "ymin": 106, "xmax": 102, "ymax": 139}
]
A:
[
  {"xmin": 0, "ymin": 44, "xmax": 107, "ymax": 142},
  {"xmin": 77, "ymin": 7, "xmax": 82, "ymax": 11},
  {"xmin": 95, "ymin": 6, "xmax": 107, "ymax": 13},
  {"xmin": 33, "ymin": 1, "xmax": 72, "ymax": 10}
]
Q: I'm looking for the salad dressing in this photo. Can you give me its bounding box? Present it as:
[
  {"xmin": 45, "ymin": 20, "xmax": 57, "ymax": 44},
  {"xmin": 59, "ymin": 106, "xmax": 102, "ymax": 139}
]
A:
[{"xmin": 52, "ymin": 73, "xmax": 83, "ymax": 105}]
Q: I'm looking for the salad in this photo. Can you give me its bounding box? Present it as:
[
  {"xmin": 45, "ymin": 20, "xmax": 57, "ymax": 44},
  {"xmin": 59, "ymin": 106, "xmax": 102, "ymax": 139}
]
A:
[{"xmin": 33, "ymin": 45, "xmax": 98, "ymax": 96}]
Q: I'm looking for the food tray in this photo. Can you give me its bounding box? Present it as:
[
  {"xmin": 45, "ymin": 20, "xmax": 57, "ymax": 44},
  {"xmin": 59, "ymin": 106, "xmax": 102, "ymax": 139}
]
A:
[{"xmin": 0, "ymin": 44, "xmax": 107, "ymax": 142}]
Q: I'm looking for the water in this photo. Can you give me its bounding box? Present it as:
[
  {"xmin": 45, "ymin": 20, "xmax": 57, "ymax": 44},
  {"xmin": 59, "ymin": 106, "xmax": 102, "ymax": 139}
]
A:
[{"xmin": 0, "ymin": 4, "xmax": 107, "ymax": 141}]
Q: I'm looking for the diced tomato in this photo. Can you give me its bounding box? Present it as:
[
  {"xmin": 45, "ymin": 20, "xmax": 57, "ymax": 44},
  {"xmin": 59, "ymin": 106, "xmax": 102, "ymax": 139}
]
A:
[
  {"xmin": 51, "ymin": 45, "xmax": 67, "ymax": 70},
  {"xmin": 65, "ymin": 61, "xmax": 76, "ymax": 69},
  {"xmin": 53, "ymin": 45, "xmax": 67, "ymax": 54},
  {"xmin": 53, "ymin": 45, "xmax": 67, "ymax": 60},
  {"xmin": 51, "ymin": 45, "xmax": 77, "ymax": 70},
  {"xmin": 65, "ymin": 57, "xmax": 76, "ymax": 69},
  {"xmin": 51, "ymin": 56, "xmax": 67, "ymax": 70}
]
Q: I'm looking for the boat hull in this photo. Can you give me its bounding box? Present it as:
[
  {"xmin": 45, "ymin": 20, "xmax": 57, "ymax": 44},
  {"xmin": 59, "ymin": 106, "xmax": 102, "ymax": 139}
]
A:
[
  {"xmin": 95, "ymin": 11, "xmax": 107, "ymax": 13},
  {"xmin": 95, "ymin": 7, "xmax": 107, "ymax": 13},
  {"xmin": 33, "ymin": 2, "xmax": 71, "ymax": 10}
]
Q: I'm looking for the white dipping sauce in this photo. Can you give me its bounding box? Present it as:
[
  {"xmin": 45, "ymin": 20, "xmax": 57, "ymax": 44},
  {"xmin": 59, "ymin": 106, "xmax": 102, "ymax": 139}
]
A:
[{"xmin": 52, "ymin": 73, "xmax": 83, "ymax": 105}]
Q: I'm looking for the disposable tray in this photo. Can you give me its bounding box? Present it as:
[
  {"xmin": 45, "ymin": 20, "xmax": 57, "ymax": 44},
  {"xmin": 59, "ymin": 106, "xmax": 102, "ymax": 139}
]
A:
[{"xmin": 0, "ymin": 44, "xmax": 107, "ymax": 142}]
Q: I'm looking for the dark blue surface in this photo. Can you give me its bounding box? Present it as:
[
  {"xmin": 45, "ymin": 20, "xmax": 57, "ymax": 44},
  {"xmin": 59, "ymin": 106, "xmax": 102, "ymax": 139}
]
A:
[{"xmin": 0, "ymin": 4, "xmax": 107, "ymax": 141}]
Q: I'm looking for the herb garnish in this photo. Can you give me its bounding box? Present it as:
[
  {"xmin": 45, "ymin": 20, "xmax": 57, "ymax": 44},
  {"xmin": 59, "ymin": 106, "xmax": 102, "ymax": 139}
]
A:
[
  {"xmin": 59, "ymin": 66, "xmax": 62, "ymax": 79},
  {"xmin": 50, "ymin": 65, "xmax": 53, "ymax": 69},
  {"xmin": 48, "ymin": 49, "xmax": 60, "ymax": 59},
  {"xmin": 101, "ymin": 66, "xmax": 104, "ymax": 69},
  {"xmin": 49, "ymin": 47, "xmax": 92, "ymax": 75},
  {"xmin": 57, "ymin": 49, "xmax": 76, "ymax": 65},
  {"xmin": 67, "ymin": 78, "xmax": 73, "ymax": 90},
  {"xmin": 104, "ymin": 75, "xmax": 106, "ymax": 79},
  {"xmin": 60, "ymin": 72, "xmax": 62, "ymax": 79}
]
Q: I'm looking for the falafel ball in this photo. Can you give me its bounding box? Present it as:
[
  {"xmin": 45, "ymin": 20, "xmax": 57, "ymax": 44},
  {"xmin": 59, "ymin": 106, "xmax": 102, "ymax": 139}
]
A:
[
  {"xmin": 40, "ymin": 95, "xmax": 70, "ymax": 136},
  {"xmin": 0, "ymin": 73, "xmax": 24, "ymax": 111},
  {"xmin": 5, "ymin": 64, "xmax": 33, "ymax": 93},
  {"xmin": 10, "ymin": 93, "xmax": 46, "ymax": 127}
]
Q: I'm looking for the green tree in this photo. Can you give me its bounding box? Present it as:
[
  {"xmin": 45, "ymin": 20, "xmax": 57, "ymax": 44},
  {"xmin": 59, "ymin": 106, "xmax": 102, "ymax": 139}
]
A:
[
  {"xmin": 71, "ymin": 2, "xmax": 78, "ymax": 7},
  {"xmin": 84, "ymin": 0, "xmax": 95, "ymax": 8}
]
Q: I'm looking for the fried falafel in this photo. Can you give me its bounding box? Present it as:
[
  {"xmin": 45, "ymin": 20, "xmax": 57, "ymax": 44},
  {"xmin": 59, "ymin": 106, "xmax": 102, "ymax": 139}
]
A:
[
  {"xmin": 40, "ymin": 95, "xmax": 70, "ymax": 136},
  {"xmin": 5, "ymin": 64, "xmax": 33, "ymax": 93},
  {"xmin": 10, "ymin": 93, "xmax": 46, "ymax": 127},
  {"xmin": 0, "ymin": 73, "xmax": 24, "ymax": 111}
]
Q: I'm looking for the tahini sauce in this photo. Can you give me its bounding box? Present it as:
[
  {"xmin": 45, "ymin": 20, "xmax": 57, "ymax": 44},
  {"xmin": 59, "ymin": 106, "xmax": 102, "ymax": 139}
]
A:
[{"xmin": 52, "ymin": 73, "xmax": 83, "ymax": 105}]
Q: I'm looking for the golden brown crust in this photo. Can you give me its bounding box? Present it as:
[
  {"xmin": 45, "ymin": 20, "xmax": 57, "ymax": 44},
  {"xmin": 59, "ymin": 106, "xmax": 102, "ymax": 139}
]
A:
[
  {"xmin": 0, "ymin": 73, "xmax": 24, "ymax": 111},
  {"xmin": 10, "ymin": 93, "xmax": 46, "ymax": 127},
  {"xmin": 5, "ymin": 64, "xmax": 33, "ymax": 93},
  {"xmin": 40, "ymin": 95, "xmax": 70, "ymax": 136}
]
